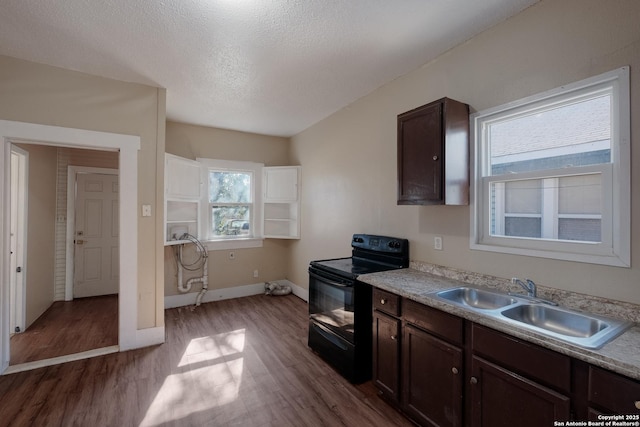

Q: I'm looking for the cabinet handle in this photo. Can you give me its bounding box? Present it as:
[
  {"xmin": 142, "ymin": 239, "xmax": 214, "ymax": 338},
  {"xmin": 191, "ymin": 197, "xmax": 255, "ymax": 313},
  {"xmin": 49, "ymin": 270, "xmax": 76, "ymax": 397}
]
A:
[
  {"xmin": 380, "ymin": 299, "xmax": 387, "ymax": 305},
  {"xmin": 451, "ymin": 367, "xmax": 459, "ymax": 375},
  {"xmin": 432, "ymin": 155, "xmax": 439, "ymax": 161},
  {"xmin": 390, "ymin": 335, "xmax": 397, "ymax": 341},
  {"xmin": 470, "ymin": 377, "xmax": 478, "ymax": 385},
  {"xmin": 635, "ymin": 401, "xmax": 640, "ymax": 410}
]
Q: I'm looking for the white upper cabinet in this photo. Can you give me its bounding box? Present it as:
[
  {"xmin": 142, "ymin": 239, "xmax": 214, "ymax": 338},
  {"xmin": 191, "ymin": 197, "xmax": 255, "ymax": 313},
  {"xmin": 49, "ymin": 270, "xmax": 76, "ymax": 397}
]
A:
[
  {"xmin": 264, "ymin": 166, "xmax": 299, "ymax": 202},
  {"xmin": 166, "ymin": 153, "xmax": 202, "ymax": 199},
  {"xmin": 164, "ymin": 153, "xmax": 202, "ymax": 245},
  {"xmin": 263, "ymin": 166, "xmax": 301, "ymax": 239}
]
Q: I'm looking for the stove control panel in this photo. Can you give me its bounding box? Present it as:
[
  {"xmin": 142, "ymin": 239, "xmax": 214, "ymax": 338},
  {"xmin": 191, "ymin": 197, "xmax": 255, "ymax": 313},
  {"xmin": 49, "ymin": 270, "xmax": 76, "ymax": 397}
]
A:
[{"xmin": 351, "ymin": 234, "xmax": 409, "ymax": 257}]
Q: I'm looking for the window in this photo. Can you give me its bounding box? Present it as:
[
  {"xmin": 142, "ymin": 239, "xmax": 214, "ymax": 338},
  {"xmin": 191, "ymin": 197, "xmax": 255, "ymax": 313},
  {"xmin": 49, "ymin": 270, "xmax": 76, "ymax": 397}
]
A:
[
  {"xmin": 470, "ymin": 67, "xmax": 630, "ymax": 267},
  {"xmin": 198, "ymin": 158, "xmax": 263, "ymax": 249},
  {"xmin": 209, "ymin": 171, "xmax": 252, "ymax": 238}
]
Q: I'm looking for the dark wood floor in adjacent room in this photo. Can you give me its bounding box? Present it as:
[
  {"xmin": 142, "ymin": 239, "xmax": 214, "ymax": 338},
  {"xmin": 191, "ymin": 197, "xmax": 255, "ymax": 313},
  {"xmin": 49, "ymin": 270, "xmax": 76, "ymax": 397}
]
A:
[
  {"xmin": 9, "ymin": 294, "xmax": 118, "ymax": 365},
  {"xmin": 0, "ymin": 294, "xmax": 411, "ymax": 427}
]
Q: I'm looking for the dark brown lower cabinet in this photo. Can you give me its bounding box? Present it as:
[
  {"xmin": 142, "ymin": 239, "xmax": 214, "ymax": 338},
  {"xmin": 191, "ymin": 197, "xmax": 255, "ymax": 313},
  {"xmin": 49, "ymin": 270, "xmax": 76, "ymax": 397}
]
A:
[
  {"xmin": 587, "ymin": 365, "xmax": 640, "ymax": 417},
  {"xmin": 470, "ymin": 356, "xmax": 570, "ymax": 427},
  {"xmin": 403, "ymin": 324, "xmax": 463, "ymax": 427},
  {"xmin": 373, "ymin": 310, "xmax": 401, "ymax": 403},
  {"xmin": 372, "ymin": 290, "xmax": 640, "ymax": 427}
]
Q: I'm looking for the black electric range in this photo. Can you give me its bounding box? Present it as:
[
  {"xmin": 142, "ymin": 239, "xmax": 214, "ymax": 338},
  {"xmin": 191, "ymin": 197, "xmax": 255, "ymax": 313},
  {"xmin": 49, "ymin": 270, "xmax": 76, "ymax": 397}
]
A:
[{"xmin": 308, "ymin": 234, "xmax": 409, "ymax": 383}]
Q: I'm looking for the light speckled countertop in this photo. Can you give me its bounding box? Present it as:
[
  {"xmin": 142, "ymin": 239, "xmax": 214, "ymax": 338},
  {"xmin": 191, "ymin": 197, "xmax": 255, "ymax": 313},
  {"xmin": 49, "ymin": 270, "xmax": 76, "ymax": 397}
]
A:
[{"xmin": 358, "ymin": 267, "xmax": 640, "ymax": 381}]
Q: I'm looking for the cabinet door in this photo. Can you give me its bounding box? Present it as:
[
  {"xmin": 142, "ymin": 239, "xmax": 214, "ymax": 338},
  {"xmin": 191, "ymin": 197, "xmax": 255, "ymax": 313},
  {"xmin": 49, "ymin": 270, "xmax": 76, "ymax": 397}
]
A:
[
  {"xmin": 588, "ymin": 366, "xmax": 640, "ymax": 416},
  {"xmin": 165, "ymin": 153, "xmax": 201, "ymax": 199},
  {"xmin": 403, "ymin": 324, "xmax": 463, "ymax": 427},
  {"xmin": 470, "ymin": 356, "xmax": 570, "ymax": 427},
  {"xmin": 264, "ymin": 166, "xmax": 299, "ymax": 202},
  {"xmin": 398, "ymin": 102, "xmax": 443, "ymax": 204},
  {"xmin": 373, "ymin": 311, "xmax": 401, "ymax": 403}
]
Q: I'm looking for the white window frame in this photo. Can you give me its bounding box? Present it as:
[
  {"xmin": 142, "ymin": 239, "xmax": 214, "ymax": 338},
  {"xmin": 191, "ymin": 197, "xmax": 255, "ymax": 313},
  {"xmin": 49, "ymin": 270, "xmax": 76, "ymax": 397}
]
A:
[
  {"xmin": 197, "ymin": 158, "xmax": 264, "ymax": 251},
  {"xmin": 470, "ymin": 67, "xmax": 630, "ymax": 267}
]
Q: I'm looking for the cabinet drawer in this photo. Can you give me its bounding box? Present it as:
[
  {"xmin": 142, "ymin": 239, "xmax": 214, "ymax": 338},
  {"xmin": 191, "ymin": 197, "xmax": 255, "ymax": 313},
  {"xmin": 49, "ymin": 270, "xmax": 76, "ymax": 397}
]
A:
[
  {"xmin": 589, "ymin": 366, "xmax": 640, "ymax": 414},
  {"xmin": 403, "ymin": 299, "xmax": 463, "ymax": 346},
  {"xmin": 472, "ymin": 324, "xmax": 571, "ymax": 393},
  {"xmin": 373, "ymin": 289, "xmax": 401, "ymax": 317}
]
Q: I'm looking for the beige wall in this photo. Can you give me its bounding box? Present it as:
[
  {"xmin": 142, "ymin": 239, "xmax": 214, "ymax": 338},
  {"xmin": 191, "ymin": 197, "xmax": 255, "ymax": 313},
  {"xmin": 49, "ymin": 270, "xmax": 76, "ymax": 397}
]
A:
[
  {"xmin": 17, "ymin": 144, "xmax": 57, "ymax": 328},
  {"xmin": 290, "ymin": 0, "xmax": 640, "ymax": 304},
  {"xmin": 0, "ymin": 55, "xmax": 166, "ymax": 329},
  {"xmin": 164, "ymin": 121, "xmax": 291, "ymax": 297}
]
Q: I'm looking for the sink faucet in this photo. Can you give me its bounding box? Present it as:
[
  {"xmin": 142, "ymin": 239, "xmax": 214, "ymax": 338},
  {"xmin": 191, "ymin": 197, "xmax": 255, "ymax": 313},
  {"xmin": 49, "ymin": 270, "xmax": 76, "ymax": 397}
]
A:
[{"xmin": 512, "ymin": 277, "xmax": 537, "ymax": 297}]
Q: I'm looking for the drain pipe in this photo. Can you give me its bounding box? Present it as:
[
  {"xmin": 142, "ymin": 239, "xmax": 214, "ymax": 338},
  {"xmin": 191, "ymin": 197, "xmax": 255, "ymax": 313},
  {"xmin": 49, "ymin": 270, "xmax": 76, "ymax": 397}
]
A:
[
  {"xmin": 175, "ymin": 234, "xmax": 209, "ymax": 306},
  {"xmin": 177, "ymin": 244, "xmax": 190, "ymax": 292},
  {"xmin": 191, "ymin": 254, "xmax": 209, "ymax": 306}
]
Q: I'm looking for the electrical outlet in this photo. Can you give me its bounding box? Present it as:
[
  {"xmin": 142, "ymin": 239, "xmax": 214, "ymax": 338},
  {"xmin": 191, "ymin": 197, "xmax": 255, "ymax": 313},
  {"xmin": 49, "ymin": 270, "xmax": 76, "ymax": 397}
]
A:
[
  {"xmin": 142, "ymin": 204, "xmax": 151, "ymax": 217},
  {"xmin": 434, "ymin": 236, "xmax": 443, "ymax": 251},
  {"xmin": 253, "ymin": 269, "xmax": 259, "ymax": 278},
  {"xmin": 229, "ymin": 252, "xmax": 235, "ymax": 260}
]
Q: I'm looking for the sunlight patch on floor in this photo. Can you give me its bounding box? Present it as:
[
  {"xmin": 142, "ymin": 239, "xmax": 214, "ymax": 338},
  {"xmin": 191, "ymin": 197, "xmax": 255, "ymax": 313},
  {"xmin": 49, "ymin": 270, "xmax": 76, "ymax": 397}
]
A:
[{"xmin": 139, "ymin": 329, "xmax": 246, "ymax": 426}]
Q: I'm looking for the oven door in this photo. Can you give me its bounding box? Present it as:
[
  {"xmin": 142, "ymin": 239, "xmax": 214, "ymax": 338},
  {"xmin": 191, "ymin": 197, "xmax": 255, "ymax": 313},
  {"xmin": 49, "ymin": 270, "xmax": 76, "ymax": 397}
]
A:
[{"xmin": 308, "ymin": 267, "xmax": 355, "ymax": 344}]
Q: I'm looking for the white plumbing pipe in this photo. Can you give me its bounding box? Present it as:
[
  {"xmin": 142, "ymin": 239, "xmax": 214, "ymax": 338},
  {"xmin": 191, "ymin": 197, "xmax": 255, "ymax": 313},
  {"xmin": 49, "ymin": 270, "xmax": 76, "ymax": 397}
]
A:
[
  {"xmin": 193, "ymin": 255, "xmax": 209, "ymax": 307},
  {"xmin": 175, "ymin": 236, "xmax": 209, "ymax": 307},
  {"xmin": 177, "ymin": 244, "xmax": 192, "ymax": 293}
]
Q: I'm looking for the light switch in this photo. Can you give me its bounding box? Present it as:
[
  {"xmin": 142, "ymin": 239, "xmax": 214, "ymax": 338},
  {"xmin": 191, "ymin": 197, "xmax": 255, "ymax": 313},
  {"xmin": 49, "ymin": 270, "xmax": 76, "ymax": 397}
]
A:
[{"xmin": 142, "ymin": 205, "xmax": 152, "ymax": 217}]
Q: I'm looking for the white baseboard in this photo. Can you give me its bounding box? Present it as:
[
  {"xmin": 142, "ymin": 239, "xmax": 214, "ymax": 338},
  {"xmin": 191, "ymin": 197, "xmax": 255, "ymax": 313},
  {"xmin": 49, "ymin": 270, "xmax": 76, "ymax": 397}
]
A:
[
  {"xmin": 3, "ymin": 345, "xmax": 119, "ymax": 375},
  {"xmin": 286, "ymin": 280, "xmax": 308, "ymax": 302},
  {"xmin": 164, "ymin": 280, "xmax": 308, "ymax": 309}
]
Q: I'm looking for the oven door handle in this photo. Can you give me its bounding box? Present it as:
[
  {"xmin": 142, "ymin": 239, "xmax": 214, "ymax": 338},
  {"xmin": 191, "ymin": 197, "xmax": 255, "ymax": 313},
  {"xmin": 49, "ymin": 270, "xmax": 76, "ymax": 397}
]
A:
[{"xmin": 309, "ymin": 270, "xmax": 351, "ymax": 287}]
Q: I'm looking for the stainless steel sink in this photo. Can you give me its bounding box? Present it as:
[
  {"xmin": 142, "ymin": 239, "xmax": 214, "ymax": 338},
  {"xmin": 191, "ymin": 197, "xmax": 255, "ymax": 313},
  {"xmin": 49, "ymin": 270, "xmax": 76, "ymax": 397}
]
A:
[
  {"xmin": 500, "ymin": 304, "xmax": 631, "ymax": 349},
  {"xmin": 435, "ymin": 287, "xmax": 519, "ymax": 310},
  {"xmin": 430, "ymin": 286, "xmax": 632, "ymax": 349}
]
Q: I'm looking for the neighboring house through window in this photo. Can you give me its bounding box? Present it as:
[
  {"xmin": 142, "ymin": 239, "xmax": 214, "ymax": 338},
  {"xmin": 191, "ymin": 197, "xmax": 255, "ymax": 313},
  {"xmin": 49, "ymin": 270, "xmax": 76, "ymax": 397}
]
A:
[{"xmin": 470, "ymin": 67, "xmax": 630, "ymax": 267}]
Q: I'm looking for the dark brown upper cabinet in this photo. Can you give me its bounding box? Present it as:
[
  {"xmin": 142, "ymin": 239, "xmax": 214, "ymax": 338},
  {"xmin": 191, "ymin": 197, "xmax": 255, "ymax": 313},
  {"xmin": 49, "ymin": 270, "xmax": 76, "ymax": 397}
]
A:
[{"xmin": 397, "ymin": 97, "xmax": 469, "ymax": 205}]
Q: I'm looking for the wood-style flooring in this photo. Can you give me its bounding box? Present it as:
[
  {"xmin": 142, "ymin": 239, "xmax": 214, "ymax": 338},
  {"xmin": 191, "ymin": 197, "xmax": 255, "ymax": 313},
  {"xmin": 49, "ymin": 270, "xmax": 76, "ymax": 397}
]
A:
[
  {"xmin": 10, "ymin": 295, "xmax": 118, "ymax": 365},
  {"xmin": 0, "ymin": 294, "xmax": 411, "ymax": 427}
]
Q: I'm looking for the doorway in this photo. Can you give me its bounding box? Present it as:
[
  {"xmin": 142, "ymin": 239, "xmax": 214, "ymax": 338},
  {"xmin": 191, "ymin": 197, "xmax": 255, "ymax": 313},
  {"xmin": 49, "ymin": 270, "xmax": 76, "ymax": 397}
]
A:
[
  {"xmin": 9, "ymin": 147, "xmax": 120, "ymax": 366},
  {"xmin": 0, "ymin": 119, "xmax": 143, "ymax": 374}
]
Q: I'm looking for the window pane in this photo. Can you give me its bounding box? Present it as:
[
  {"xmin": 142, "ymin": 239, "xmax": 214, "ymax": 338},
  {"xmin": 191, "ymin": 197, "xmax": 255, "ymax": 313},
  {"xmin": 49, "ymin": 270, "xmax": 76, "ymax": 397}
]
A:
[
  {"xmin": 211, "ymin": 206, "xmax": 250, "ymax": 236},
  {"xmin": 489, "ymin": 95, "xmax": 611, "ymax": 175},
  {"xmin": 209, "ymin": 172, "xmax": 251, "ymax": 203},
  {"xmin": 505, "ymin": 217, "xmax": 541, "ymax": 238},
  {"xmin": 490, "ymin": 180, "xmax": 542, "ymax": 237},
  {"xmin": 558, "ymin": 174, "xmax": 601, "ymax": 215},
  {"xmin": 505, "ymin": 180, "xmax": 541, "ymax": 214},
  {"xmin": 558, "ymin": 218, "xmax": 601, "ymax": 242}
]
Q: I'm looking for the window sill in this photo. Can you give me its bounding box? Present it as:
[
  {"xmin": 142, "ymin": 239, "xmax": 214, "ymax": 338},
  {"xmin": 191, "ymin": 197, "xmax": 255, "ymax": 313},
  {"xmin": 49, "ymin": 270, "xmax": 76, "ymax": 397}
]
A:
[
  {"xmin": 470, "ymin": 241, "xmax": 629, "ymax": 268},
  {"xmin": 204, "ymin": 238, "xmax": 264, "ymax": 251}
]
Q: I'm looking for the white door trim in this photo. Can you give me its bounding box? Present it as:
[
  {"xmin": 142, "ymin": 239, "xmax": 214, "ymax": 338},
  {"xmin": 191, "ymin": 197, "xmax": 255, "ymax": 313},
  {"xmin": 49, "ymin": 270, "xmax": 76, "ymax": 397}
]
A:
[
  {"xmin": 65, "ymin": 167, "xmax": 119, "ymax": 301},
  {"xmin": 0, "ymin": 120, "xmax": 144, "ymax": 374},
  {"xmin": 9, "ymin": 146, "xmax": 28, "ymax": 335}
]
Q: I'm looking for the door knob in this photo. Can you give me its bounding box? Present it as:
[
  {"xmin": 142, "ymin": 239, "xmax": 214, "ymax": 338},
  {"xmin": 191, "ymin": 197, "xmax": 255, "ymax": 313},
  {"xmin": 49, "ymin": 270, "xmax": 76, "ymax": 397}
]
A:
[
  {"xmin": 432, "ymin": 155, "xmax": 439, "ymax": 161},
  {"xmin": 470, "ymin": 377, "xmax": 478, "ymax": 385},
  {"xmin": 452, "ymin": 367, "xmax": 459, "ymax": 375},
  {"xmin": 390, "ymin": 335, "xmax": 397, "ymax": 341},
  {"xmin": 76, "ymin": 239, "xmax": 84, "ymax": 245},
  {"xmin": 380, "ymin": 298, "xmax": 387, "ymax": 305}
]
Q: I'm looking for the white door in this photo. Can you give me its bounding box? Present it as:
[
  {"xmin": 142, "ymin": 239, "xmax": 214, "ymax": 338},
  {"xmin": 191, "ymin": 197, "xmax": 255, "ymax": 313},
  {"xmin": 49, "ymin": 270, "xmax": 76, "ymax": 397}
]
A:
[
  {"xmin": 74, "ymin": 173, "xmax": 119, "ymax": 298},
  {"xmin": 9, "ymin": 147, "xmax": 27, "ymax": 334}
]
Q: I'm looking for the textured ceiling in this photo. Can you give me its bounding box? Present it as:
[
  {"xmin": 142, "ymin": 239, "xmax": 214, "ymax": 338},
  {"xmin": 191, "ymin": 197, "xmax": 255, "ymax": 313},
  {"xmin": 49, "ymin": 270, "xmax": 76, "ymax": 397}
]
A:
[{"xmin": 0, "ymin": 0, "xmax": 537, "ymax": 137}]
